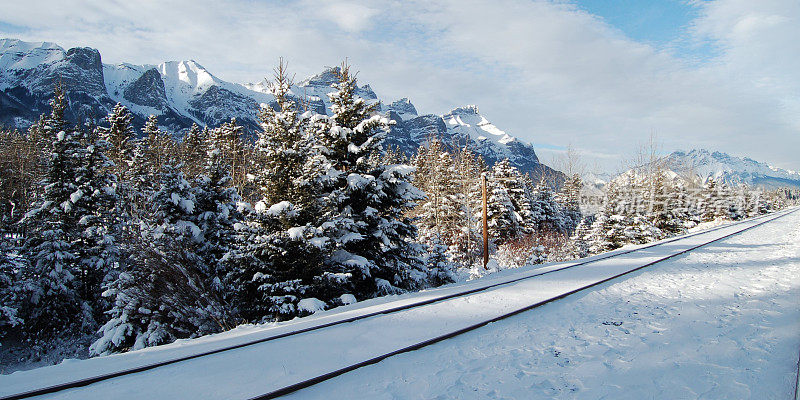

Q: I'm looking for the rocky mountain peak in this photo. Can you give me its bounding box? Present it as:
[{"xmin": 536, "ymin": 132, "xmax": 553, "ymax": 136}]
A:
[
  {"xmin": 387, "ymin": 97, "xmax": 417, "ymax": 119},
  {"xmin": 298, "ymin": 66, "xmax": 341, "ymax": 88},
  {"xmin": 64, "ymin": 47, "xmax": 102, "ymax": 72},
  {"xmin": 0, "ymin": 38, "xmax": 563, "ymax": 185},
  {"xmin": 0, "ymin": 39, "xmax": 64, "ymax": 73},
  {"xmin": 123, "ymin": 68, "xmax": 168, "ymax": 110},
  {"xmin": 447, "ymin": 105, "xmax": 480, "ymax": 116}
]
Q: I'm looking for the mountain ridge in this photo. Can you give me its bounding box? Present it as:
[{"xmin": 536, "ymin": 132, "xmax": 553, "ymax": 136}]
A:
[
  {"xmin": 664, "ymin": 149, "xmax": 800, "ymax": 190},
  {"xmin": 0, "ymin": 38, "xmax": 561, "ymax": 181}
]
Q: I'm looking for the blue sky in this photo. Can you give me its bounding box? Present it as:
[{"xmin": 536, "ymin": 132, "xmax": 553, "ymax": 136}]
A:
[
  {"xmin": 574, "ymin": 0, "xmax": 697, "ymax": 44},
  {"xmin": 572, "ymin": 0, "xmax": 718, "ymax": 63},
  {"xmin": 1, "ymin": 0, "xmax": 798, "ymax": 172}
]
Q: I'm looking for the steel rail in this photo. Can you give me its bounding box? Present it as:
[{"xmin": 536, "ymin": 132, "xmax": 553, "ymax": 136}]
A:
[
  {"xmin": 2, "ymin": 209, "xmax": 793, "ymax": 400},
  {"xmin": 250, "ymin": 208, "xmax": 798, "ymax": 399}
]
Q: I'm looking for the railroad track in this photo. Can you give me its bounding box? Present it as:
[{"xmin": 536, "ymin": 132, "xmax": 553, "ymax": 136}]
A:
[{"xmin": 2, "ymin": 208, "xmax": 796, "ymax": 400}]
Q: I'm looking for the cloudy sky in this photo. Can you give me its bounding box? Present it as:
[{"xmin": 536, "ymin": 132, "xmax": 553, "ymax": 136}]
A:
[{"xmin": 2, "ymin": 0, "xmax": 798, "ymax": 172}]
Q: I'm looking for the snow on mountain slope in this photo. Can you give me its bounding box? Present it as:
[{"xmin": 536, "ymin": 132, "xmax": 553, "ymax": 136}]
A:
[
  {"xmin": 0, "ymin": 39, "xmax": 64, "ymax": 76},
  {"xmin": 245, "ymin": 66, "xmax": 380, "ymax": 117},
  {"xmin": 103, "ymin": 59, "xmax": 272, "ymax": 129},
  {"xmin": 667, "ymin": 149, "xmax": 800, "ymax": 189},
  {"xmin": 0, "ymin": 39, "xmax": 114, "ymax": 128},
  {"xmin": 444, "ymin": 105, "xmax": 516, "ymax": 145},
  {"xmin": 385, "ymin": 97, "xmax": 417, "ymax": 121}
]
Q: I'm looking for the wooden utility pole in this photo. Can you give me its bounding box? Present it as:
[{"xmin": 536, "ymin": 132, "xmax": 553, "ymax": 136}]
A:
[{"xmin": 482, "ymin": 173, "xmax": 489, "ymax": 269}]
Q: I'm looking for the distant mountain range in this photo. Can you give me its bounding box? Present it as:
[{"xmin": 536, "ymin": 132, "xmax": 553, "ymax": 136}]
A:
[
  {"xmin": 594, "ymin": 149, "xmax": 800, "ymax": 191},
  {"xmin": 665, "ymin": 149, "xmax": 800, "ymax": 190},
  {"xmin": 0, "ymin": 38, "xmax": 561, "ymax": 181}
]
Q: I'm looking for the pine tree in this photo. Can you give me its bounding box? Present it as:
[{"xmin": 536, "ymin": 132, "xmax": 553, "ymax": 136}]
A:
[
  {"xmin": 180, "ymin": 123, "xmax": 207, "ymax": 181},
  {"xmin": 125, "ymin": 115, "xmax": 176, "ymax": 214},
  {"xmin": 567, "ymin": 216, "xmax": 593, "ymax": 259},
  {"xmin": 700, "ymin": 178, "xmax": 728, "ymax": 222},
  {"xmin": 140, "ymin": 115, "xmax": 177, "ymax": 181},
  {"xmin": 14, "ymin": 87, "xmax": 122, "ymax": 349},
  {"xmin": 558, "ymin": 173, "xmax": 583, "ymax": 233},
  {"xmin": 313, "ymin": 62, "xmax": 427, "ymax": 298},
  {"xmin": 193, "ymin": 143, "xmax": 242, "ymax": 328},
  {"xmin": 484, "ymin": 170, "xmax": 518, "ymax": 246},
  {"xmin": 92, "ymin": 165, "xmax": 220, "ymax": 354},
  {"xmin": 585, "ymin": 181, "xmax": 627, "ymax": 253},
  {"xmin": 17, "ymin": 87, "xmax": 92, "ymax": 339},
  {"xmin": 651, "ymin": 177, "xmax": 685, "ymax": 236},
  {"xmin": 422, "ymin": 234, "xmax": 455, "ymax": 287},
  {"xmin": 72, "ymin": 127, "xmax": 119, "ymax": 322},
  {"xmin": 98, "ymin": 103, "xmax": 135, "ymax": 178},
  {"xmin": 726, "ymin": 184, "xmax": 746, "ymax": 220},
  {"xmin": 450, "ymin": 146, "xmax": 484, "ymax": 267},
  {"xmin": 225, "ymin": 60, "xmax": 330, "ymax": 322},
  {"xmin": 209, "ymin": 118, "xmax": 249, "ymax": 197},
  {"xmin": 491, "ymin": 159, "xmax": 531, "ymax": 235},
  {"xmin": 412, "ymin": 139, "xmax": 460, "ymax": 252},
  {"xmin": 530, "ymin": 180, "xmax": 566, "ymax": 234},
  {"xmin": 0, "ymin": 235, "xmax": 22, "ymax": 333}
]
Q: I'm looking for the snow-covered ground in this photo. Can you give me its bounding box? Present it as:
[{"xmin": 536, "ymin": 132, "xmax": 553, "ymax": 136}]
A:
[
  {"xmin": 1, "ymin": 210, "xmax": 797, "ymax": 399},
  {"xmin": 287, "ymin": 210, "xmax": 800, "ymax": 400}
]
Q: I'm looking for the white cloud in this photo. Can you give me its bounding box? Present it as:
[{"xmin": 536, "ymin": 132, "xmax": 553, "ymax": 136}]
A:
[
  {"xmin": 314, "ymin": 1, "xmax": 379, "ymax": 33},
  {"xmin": 1, "ymin": 0, "xmax": 798, "ymax": 171}
]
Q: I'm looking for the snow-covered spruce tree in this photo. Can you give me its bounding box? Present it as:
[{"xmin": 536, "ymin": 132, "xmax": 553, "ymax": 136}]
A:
[
  {"xmin": 616, "ymin": 174, "xmax": 661, "ymax": 245},
  {"xmin": 0, "ymin": 235, "xmax": 22, "ymax": 334},
  {"xmin": 483, "ymin": 169, "xmax": 519, "ymax": 246},
  {"xmin": 585, "ymin": 181, "xmax": 627, "ymax": 254},
  {"xmin": 649, "ymin": 176, "xmax": 686, "ymax": 236},
  {"xmin": 530, "ymin": 179, "xmax": 566, "ymax": 234},
  {"xmin": 699, "ymin": 178, "xmax": 728, "ymax": 222},
  {"xmin": 209, "ymin": 118, "xmax": 250, "ymax": 197},
  {"xmin": 192, "ymin": 142, "xmax": 242, "ymax": 328},
  {"xmin": 742, "ymin": 188, "xmax": 763, "ymax": 218},
  {"xmin": 72, "ymin": 127, "xmax": 120, "ymax": 323},
  {"xmin": 567, "ymin": 216, "xmax": 593, "ymax": 259},
  {"xmin": 180, "ymin": 123, "xmax": 207, "ymax": 181},
  {"xmin": 491, "ymin": 159, "xmax": 532, "ymax": 235},
  {"xmin": 726, "ymin": 185, "xmax": 746, "ymax": 221},
  {"xmin": 92, "ymin": 165, "xmax": 224, "ymax": 355},
  {"xmin": 139, "ymin": 115, "xmax": 177, "ymax": 182},
  {"xmin": 558, "ymin": 173, "xmax": 583, "ymax": 233},
  {"xmin": 225, "ymin": 60, "xmax": 330, "ymax": 322},
  {"xmin": 17, "ymin": 87, "xmax": 97, "ymax": 340},
  {"xmin": 411, "ymin": 140, "xmax": 460, "ymax": 253},
  {"xmin": 409, "ymin": 139, "xmax": 459, "ymax": 281},
  {"xmin": 313, "ymin": 62, "xmax": 427, "ymax": 298},
  {"xmin": 97, "ymin": 103, "xmax": 135, "ymax": 179},
  {"xmin": 644, "ymin": 171, "xmax": 673, "ymax": 237},
  {"xmin": 124, "ymin": 115, "xmax": 176, "ymax": 216},
  {"xmin": 422, "ymin": 233, "xmax": 456, "ymax": 286}
]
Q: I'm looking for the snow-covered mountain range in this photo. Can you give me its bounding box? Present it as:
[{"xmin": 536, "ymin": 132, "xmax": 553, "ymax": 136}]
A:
[
  {"xmin": 0, "ymin": 38, "xmax": 560, "ymax": 181},
  {"xmin": 665, "ymin": 149, "xmax": 800, "ymax": 190},
  {"xmin": 588, "ymin": 149, "xmax": 800, "ymax": 191}
]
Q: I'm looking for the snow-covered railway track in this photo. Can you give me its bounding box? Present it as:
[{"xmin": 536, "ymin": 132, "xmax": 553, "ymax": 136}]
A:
[{"xmin": 1, "ymin": 209, "xmax": 796, "ymax": 400}]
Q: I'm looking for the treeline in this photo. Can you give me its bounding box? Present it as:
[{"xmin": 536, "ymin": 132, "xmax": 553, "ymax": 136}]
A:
[
  {"xmin": 577, "ymin": 169, "xmax": 793, "ymax": 256},
  {"xmin": 410, "ymin": 138, "xmax": 581, "ymax": 272},
  {"xmin": 408, "ymin": 137, "xmax": 796, "ymax": 272},
  {"xmin": 0, "ymin": 61, "xmax": 796, "ymax": 366},
  {"xmin": 0, "ymin": 62, "xmax": 441, "ymax": 361}
]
